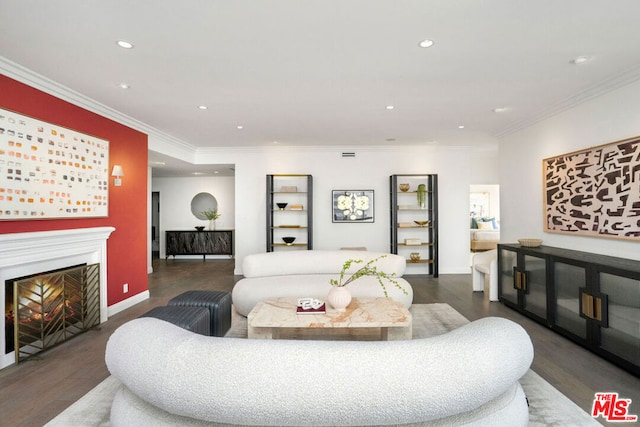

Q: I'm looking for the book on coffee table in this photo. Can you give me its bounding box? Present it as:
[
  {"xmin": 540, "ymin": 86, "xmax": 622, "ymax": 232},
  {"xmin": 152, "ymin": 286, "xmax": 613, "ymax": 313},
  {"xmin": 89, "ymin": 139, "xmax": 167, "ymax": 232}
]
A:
[{"xmin": 296, "ymin": 303, "xmax": 326, "ymax": 314}]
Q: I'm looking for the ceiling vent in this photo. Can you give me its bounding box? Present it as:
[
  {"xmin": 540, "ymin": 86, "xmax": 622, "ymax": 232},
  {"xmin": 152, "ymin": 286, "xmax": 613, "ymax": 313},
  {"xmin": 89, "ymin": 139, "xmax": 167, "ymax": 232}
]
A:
[{"xmin": 342, "ymin": 152, "xmax": 356, "ymax": 158}]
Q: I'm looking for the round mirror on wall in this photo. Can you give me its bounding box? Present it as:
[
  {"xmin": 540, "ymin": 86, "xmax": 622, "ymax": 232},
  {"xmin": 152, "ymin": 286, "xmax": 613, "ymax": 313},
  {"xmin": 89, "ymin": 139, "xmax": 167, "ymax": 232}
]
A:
[{"xmin": 191, "ymin": 192, "xmax": 218, "ymax": 220}]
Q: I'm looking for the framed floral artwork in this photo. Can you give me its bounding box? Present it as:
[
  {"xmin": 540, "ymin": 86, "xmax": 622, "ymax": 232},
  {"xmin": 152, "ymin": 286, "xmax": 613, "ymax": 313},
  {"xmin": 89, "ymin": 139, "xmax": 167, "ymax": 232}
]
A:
[{"xmin": 332, "ymin": 190, "xmax": 374, "ymax": 223}]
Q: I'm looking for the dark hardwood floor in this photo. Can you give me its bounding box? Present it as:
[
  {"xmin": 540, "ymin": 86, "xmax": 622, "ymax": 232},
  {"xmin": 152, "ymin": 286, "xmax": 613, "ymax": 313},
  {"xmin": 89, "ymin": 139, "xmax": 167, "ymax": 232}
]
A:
[{"xmin": 0, "ymin": 258, "xmax": 638, "ymax": 426}]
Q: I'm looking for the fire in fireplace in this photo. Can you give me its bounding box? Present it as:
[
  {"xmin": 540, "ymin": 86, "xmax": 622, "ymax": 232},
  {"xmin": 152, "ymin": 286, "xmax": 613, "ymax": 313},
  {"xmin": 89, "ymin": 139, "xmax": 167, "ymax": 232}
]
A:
[{"xmin": 4, "ymin": 263, "xmax": 100, "ymax": 363}]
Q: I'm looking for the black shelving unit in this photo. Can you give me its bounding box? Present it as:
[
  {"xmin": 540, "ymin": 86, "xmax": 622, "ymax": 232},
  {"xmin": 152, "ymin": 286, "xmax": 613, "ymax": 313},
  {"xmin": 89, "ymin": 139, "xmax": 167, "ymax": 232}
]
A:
[
  {"xmin": 266, "ymin": 174, "xmax": 313, "ymax": 252},
  {"xmin": 390, "ymin": 174, "xmax": 438, "ymax": 276}
]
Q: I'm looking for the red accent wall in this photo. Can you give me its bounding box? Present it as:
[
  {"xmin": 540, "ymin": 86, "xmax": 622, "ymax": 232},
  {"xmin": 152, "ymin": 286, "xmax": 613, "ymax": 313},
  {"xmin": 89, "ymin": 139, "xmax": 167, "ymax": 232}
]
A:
[{"xmin": 0, "ymin": 74, "xmax": 148, "ymax": 306}]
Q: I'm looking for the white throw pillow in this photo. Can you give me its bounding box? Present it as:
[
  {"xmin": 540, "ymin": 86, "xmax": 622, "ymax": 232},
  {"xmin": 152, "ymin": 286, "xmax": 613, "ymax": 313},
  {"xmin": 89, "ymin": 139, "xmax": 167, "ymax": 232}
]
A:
[{"xmin": 477, "ymin": 221, "xmax": 494, "ymax": 230}]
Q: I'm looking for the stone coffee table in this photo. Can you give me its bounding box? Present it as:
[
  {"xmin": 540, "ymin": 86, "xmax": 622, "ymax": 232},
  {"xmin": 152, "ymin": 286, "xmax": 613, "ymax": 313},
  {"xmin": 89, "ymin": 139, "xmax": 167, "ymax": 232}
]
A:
[{"xmin": 247, "ymin": 297, "xmax": 412, "ymax": 340}]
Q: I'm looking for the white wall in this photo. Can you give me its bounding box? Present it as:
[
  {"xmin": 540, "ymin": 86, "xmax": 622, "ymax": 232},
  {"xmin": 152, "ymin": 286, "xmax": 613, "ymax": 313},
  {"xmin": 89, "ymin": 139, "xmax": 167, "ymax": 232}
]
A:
[
  {"xmin": 152, "ymin": 176, "xmax": 235, "ymax": 259},
  {"xmin": 500, "ymin": 79, "xmax": 640, "ymax": 260},
  {"xmin": 183, "ymin": 145, "xmax": 499, "ymax": 275}
]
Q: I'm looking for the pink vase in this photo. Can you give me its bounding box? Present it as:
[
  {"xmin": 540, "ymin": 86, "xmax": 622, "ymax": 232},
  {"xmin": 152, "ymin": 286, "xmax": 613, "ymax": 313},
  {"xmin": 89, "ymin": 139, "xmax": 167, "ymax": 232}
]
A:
[{"xmin": 328, "ymin": 286, "xmax": 352, "ymax": 312}]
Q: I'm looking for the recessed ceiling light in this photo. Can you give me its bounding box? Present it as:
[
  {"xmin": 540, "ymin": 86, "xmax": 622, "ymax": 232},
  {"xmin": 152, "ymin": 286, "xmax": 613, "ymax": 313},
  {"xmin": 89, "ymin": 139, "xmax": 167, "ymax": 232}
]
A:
[
  {"xmin": 118, "ymin": 83, "xmax": 130, "ymax": 89},
  {"xmin": 386, "ymin": 105, "xmax": 395, "ymax": 110},
  {"xmin": 198, "ymin": 105, "xmax": 208, "ymax": 110},
  {"xmin": 570, "ymin": 56, "xmax": 591, "ymax": 65},
  {"xmin": 237, "ymin": 125, "xmax": 243, "ymax": 129},
  {"xmin": 493, "ymin": 107, "xmax": 508, "ymax": 113},
  {"xmin": 214, "ymin": 171, "xmax": 219, "ymax": 174},
  {"xmin": 116, "ymin": 40, "xmax": 134, "ymax": 49},
  {"xmin": 458, "ymin": 125, "xmax": 465, "ymax": 129},
  {"xmin": 418, "ymin": 39, "xmax": 434, "ymax": 48},
  {"xmin": 192, "ymin": 172, "xmax": 204, "ymax": 175}
]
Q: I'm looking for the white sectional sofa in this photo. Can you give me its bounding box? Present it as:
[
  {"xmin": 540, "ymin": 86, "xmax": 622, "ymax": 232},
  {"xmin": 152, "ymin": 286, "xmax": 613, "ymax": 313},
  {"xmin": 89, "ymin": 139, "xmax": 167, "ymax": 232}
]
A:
[
  {"xmin": 232, "ymin": 250, "xmax": 413, "ymax": 316},
  {"xmin": 106, "ymin": 316, "xmax": 533, "ymax": 426}
]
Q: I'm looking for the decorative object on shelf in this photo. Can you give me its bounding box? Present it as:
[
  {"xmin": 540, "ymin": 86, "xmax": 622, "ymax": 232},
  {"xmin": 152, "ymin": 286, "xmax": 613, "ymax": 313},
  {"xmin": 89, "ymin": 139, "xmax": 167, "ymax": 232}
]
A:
[
  {"xmin": 329, "ymin": 255, "xmax": 407, "ymax": 312},
  {"xmin": 404, "ymin": 238, "xmax": 422, "ymax": 245},
  {"xmin": 410, "ymin": 252, "xmax": 421, "ymax": 261},
  {"xmin": 543, "ymin": 136, "xmax": 640, "ymax": 241},
  {"xmin": 280, "ymin": 185, "xmax": 298, "ymax": 192},
  {"xmin": 282, "ymin": 236, "xmax": 296, "ymax": 245},
  {"xmin": 518, "ymin": 238, "xmax": 543, "ymax": 247},
  {"xmin": 417, "ymin": 184, "xmax": 427, "ymax": 209},
  {"xmin": 289, "ymin": 204, "xmax": 304, "ymax": 210},
  {"xmin": 201, "ymin": 209, "xmax": 221, "ymax": 230},
  {"xmin": 332, "ymin": 190, "xmax": 374, "ymax": 223},
  {"xmin": 276, "ymin": 202, "xmax": 288, "ymax": 210},
  {"xmin": 414, "ymin": 220, "xmax": 430, "ymax": 227},
  {"xmin": 399, "ymin": 183, "xmax": 410, "ymax": 192},
  {"xmin": 194, "ymin": 226, "xmax": 205, "ymax": 231}
]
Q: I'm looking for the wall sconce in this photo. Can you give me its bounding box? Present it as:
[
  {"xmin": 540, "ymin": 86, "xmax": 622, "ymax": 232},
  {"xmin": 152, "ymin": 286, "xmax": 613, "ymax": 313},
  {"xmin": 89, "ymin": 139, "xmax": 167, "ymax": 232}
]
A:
[{"xmin": 111, "ymin": 165, "xmax": 124, "ymax": 186}]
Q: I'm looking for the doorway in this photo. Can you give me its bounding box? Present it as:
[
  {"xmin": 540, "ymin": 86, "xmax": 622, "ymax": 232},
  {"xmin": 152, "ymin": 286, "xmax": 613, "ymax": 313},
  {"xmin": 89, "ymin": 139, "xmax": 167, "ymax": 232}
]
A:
[
  {"xmin": 152, "ymin": 191, "xmax": 160, "ymax": 259},
  {"xmin": 469, "ymin": 185, "xmax": 500, "ymax": 253}
]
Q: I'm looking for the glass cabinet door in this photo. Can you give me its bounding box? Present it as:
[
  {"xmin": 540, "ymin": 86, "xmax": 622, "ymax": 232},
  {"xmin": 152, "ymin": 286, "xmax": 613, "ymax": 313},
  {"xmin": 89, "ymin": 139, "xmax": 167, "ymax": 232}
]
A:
[
  {"xmin": 598, "ymin": 273, "xmax": 640, "ymax": 364},
  {"xmin": 499, "ymin": 248, "xmax": 518, "ymax": 305},
  {"xmin": 522, "ymin": 254, "xmax": 547, "ymax": 320},
  {"xmin": 553, "ymin": 261, "xmax": 587, "ymax": 340}
]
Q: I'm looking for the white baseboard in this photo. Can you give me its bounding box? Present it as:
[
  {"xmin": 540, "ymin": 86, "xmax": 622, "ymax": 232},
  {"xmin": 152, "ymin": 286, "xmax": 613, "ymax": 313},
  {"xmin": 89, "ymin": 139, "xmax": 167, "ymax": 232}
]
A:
[{"xmin": 106, "ymin": 290, "xmax": 150, "ymax": 318}]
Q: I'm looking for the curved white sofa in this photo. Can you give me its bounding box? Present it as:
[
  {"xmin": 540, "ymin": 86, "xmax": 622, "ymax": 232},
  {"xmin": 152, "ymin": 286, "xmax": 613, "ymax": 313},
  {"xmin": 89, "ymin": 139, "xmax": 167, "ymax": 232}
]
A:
[
  {"xmin": 106, "ymin": 316, "xmax": 533, "ymax": 426},
  {"xmin": 232, "ymin": 250, "xmax": 413, "ymax": 316}
]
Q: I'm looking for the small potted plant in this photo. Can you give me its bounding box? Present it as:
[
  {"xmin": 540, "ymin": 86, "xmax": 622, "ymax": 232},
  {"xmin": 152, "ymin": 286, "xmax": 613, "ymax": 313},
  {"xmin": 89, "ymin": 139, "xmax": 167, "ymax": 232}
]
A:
[
  {"xmin": 201, "ymin": 209, "xmax": 221, "ymax": 230},
  {"xmin": 328, "ymin": 255, "xmax": 408, "ymax": 311}
]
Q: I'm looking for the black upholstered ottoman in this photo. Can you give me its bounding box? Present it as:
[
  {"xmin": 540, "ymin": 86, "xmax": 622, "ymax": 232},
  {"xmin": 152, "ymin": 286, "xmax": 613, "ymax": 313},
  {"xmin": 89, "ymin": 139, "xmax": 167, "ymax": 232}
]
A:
[
  {"xmin": 140, "ymin": 306, "xmax": 210, "ymax": 336},
  {"xmin": 168, "ymin": 290, "xmax": 232, "ymax": 337}
]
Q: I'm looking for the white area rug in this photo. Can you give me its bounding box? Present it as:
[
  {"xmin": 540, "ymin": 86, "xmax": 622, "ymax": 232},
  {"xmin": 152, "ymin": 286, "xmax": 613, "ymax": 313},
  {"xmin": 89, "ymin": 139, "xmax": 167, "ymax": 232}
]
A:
[{"xmin": 45, "ymin": 304, "xmax": 599, "ymax": 426}]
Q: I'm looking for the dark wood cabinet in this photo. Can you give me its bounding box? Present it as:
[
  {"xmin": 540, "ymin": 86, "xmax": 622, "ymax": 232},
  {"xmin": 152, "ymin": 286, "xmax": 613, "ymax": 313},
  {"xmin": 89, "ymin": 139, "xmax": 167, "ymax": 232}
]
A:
[
  {"xmin": 498, "ymin": 245, "xmax": 549, "ymax": 324},
  {"xmin": 165, "ymin": 230, "xmax": 233, "ymax": 260},
  {"xmin": 498, "ymin": 243, "xmax": 640, "ymax": 376},
  {"xmin": 389, "ymin": 174, "xmax": 438, "ymax": 276},
  {"xmin": 266, "ymin": 174, "xmax": 313, "ymax": 252}
]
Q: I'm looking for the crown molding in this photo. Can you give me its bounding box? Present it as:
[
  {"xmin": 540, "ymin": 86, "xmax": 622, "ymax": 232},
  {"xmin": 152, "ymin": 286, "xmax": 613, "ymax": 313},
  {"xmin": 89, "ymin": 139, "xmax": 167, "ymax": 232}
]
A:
[
  {"xmin": 0, "ymin": 56, "xmax": 196, "ymax": 156},
  {"xmin": 495, "ymin": 64, "xmax": 640, "ymax": 138},
  {"xmin": 1, "ymin": 56, "xmax": 498, "ymax": 159}
]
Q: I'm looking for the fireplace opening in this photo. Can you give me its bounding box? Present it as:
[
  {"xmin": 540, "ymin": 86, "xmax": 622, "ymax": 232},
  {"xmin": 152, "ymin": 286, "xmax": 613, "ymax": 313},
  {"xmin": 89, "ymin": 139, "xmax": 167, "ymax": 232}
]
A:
[{"xmin": 4, "ymin": 263, "xmax": 100, "ymax": 363}]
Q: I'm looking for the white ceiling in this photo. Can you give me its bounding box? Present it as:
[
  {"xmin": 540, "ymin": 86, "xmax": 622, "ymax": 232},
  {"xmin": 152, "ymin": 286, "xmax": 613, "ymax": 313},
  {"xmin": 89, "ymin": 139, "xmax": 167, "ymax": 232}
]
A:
[{"xmin": 2, "ymin": 1, "xmax": 640, "ymax": 175}]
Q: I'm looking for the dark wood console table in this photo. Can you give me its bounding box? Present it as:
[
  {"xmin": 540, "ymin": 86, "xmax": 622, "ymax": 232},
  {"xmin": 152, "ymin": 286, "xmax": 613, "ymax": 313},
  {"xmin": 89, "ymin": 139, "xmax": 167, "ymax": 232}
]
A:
[
  {"xmin": 165, "ymin": 230, "xmax": 234, "ymax": 260},
  {"xmin": 498, "ymin": 243, "xmax": 640, "ymax": 376}
]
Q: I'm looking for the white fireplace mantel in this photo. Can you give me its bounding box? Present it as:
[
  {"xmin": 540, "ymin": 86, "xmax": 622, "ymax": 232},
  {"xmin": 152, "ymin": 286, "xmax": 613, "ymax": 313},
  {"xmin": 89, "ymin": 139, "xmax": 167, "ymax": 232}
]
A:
[
  {"xmin": 0, "ymin": 227, "xmax": 115, "ymax": 268},
  {"xmin": 0, "ymin": 226, "xmax": 115, "ymax": 370}
]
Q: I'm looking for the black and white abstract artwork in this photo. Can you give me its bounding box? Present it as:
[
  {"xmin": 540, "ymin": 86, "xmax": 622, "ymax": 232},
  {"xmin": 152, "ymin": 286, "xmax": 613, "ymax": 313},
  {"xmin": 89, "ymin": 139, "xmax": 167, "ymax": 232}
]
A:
[
  {"xmin": 332, "ymin": 190, "xmax": 374, "ymax": 223},
  {"xmin": 543, "ymin": 136, "xmax": 640, "ymax": 240}
]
